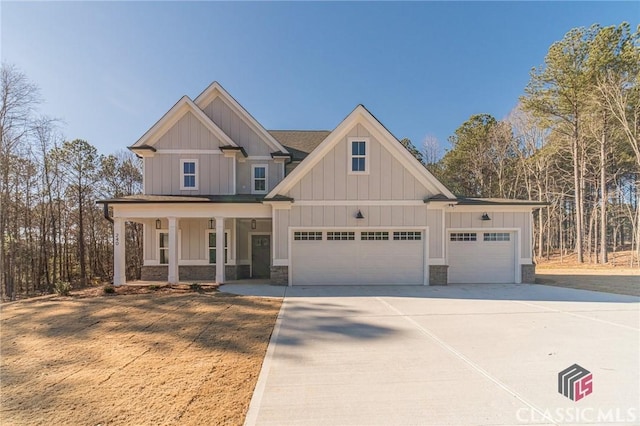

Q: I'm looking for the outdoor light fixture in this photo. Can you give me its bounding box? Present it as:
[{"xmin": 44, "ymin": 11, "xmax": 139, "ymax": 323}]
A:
[
  {"xmin": 251, "ymin": 219, "xmax": 257, "ymax": 230},
  {"xmin": 481, "ymin": 213, "xmax": 491, "ymax": 221},
  {"xmin": 155, "ymin": 219, "xmax": 162, "ymax": 229},
  {"xmin": 355, "ymin": 210, "xmax": 365, "ymax": 219},
  {"xmin": 208, "ymin": 219, "xmax": 215, "ymax": 229}
]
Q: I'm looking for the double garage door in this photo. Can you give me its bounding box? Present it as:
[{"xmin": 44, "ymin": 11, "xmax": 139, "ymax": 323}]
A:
[
  {"xmin": 291, "ymin": 229, "xmax": 425, "ymax": 285},
  {"xmin": 447, "ymin": 231, "xmax": 516, "ymax": 283}
]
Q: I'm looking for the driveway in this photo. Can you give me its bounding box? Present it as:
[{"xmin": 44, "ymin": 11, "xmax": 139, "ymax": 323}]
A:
[{"xmin": 224, "ymin": 284, "xmax": 640, "ymax": 426}]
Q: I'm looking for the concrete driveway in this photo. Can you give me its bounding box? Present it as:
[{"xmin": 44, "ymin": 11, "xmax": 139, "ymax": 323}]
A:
[{"xmin": 224, "ymin": 284, "xmax": 640, "ymax": 425}]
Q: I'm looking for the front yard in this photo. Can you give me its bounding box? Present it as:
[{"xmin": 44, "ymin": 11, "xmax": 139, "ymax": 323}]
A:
[{"xmin": 0, "ymin": 291, "xmax": 281, "ymax": 425}]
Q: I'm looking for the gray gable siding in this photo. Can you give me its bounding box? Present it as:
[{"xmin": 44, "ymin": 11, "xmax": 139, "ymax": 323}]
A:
[
  {"xmin": 284, "ymin": 124, "xmax": 434, "ymax": 201},
  {"xmin": 153, "ymin": 111, "xmax": 224, "ymax": 150}
]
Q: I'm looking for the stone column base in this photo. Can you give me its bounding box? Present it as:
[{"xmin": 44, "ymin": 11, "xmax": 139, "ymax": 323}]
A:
[
  {"xmin": 270, "ymin": 266, "xmax": 288, "ymax": 285},
  {"xmin": 429, "ymin": 265, "xmax": 448, "ymax": 286},
  {"xmin": 521, "ymin": 264, "xmax": 536, "ymax": 284}
]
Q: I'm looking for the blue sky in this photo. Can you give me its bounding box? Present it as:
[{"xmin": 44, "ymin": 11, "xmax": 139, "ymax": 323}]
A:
[{"xmin": 2, "ymin": 1, "xmax": 638, "ymax": 156}]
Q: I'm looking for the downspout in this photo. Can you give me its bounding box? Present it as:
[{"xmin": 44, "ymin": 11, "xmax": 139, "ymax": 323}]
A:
[{"xmin": 103, "ymin": 202, "xmax": 114, "ymax": 224}]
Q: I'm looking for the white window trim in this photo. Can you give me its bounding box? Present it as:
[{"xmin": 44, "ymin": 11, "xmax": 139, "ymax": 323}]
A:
[
  {"xmin": 251, "ymin": 164, "xmax": 268, "ymax": 194},
  {"xmin": 206, "ymin": 230, "xmax": 231, "ymax": 265},
  {"xmin": 180, "ymin": 159, "xmax": 199, "ymax": 190},
  {"xmin": 348, "ymin": 137, "xmax": 370, "ymax": 175},
  {"xmin": 155, "ymin": 229, "xmax": 182, "ymax": 265}
]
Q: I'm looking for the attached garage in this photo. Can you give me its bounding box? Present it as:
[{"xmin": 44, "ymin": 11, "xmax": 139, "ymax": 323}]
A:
[
  {"xmin": 290, "ymin": 229, "xmax": 426, "ymax": 285},
  {"xmin": 447, "ymin": 231, "xmax": 517, "ymax": 283}
]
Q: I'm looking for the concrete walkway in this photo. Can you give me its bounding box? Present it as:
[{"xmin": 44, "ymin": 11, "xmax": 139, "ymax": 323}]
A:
[{"xmin": 222, "ymin": 284, "xmax": 640, "ymax": 426}]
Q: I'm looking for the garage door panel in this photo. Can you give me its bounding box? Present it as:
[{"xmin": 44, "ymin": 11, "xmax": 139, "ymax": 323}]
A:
[
  {"xmin": 291, "ymin": 230, "xmax": 425, "ymax": 285},
  {"xmin": 448, "ymin": 232, "xmax": 515, "ymax": 284}
]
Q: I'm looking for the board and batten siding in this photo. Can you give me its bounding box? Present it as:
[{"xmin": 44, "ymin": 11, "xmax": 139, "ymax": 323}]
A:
[
  {"xmin": 236, "ymin": 160, "xmax": 284, "ymax": 195},
  {"xmin": 143, "ymin": 219, "xmax": 234, "ymax": 264},
  {"xmin": 202, "ymin": 97, "xmax": 272, "ymax": 156},
  {"xmin": 274, "ymin": 206, "xmax": 443, "ymax": 261},
  {"xmin": 285, "ymin": 124, "xmax": 435, "ymax": 201},
  {"xmin": 144, "ymin": 153, "xmax": 234, "ymax": 195},
  {"xmin": 153, "ymin": 111, "xmax": 225, "ymax": 150},
  {"xmin": 445, "ymin": 211, "xmax": 532, "ymax": 259}
]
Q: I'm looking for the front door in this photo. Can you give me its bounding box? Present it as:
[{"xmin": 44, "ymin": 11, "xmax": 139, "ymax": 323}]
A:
[{"xmin": 251, "ymin": 235, "xmax": 271, "ymax": 278}]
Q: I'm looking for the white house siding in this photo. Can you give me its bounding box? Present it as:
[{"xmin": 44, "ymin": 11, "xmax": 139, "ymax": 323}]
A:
[
  {"xmin": 286, "ymin": 124, "xmax": 435, "ymax": 201},
  {"xmin": 274, "ymin": 206, "xmax": 443, "ymax": 262},
  {"xmin": 236, "ymin": 160, "xmax": 284, "ymax": 195},
  {"xmin": 202, "ymin": 97, "xmax": 272, "ymax": 156},
  {"xmin": 144, "ymin": 153, "xmax": 234, "ymax": 195},
  {"xmin": 445, "ymin": 211, "xmax": 532, "ymax": 259},
  {"xmin": 143, "ymin": 218, "xmax": 234, "ymax": 264}
]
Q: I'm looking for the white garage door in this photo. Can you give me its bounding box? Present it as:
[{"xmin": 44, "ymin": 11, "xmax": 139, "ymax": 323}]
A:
[
  {"xmin": 291, "ymin": 230, "xmax": 425, "ymax": 285},
  {"xmin": 448, "ymin": 231, "xmax": 515, "ymax": 283}
]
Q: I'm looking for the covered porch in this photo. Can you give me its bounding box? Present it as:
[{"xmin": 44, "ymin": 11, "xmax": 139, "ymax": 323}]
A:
[{"xmin": 103, "ymin": 195, "xmax": 277, "ymax": 285}]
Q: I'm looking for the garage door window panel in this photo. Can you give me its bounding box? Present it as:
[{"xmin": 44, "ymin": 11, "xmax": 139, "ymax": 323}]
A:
[
  {"xmin": 327, "ymin": 231, "xmax": 355, "ymax": 241},
  {"xmin": 484, "ymin": 232, "xmax": 510, "ymax": 241},
  {"xmin": 393, "ymin": 231, "xmax": 422, "ymax": 241},
  {"xmin": 361, "ymin": 231, "xmax": 389, "ymax": 241},
  {"xmin": 450, "ymin": 232, "xmax": 477, "ymax": 241},
  {"xmin": 294, "ymin": 231, "xmax": 323, "ymax": 241}
]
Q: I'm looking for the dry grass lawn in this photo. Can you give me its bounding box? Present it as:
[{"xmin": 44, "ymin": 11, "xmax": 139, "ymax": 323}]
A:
[{"xmin": 0, "ymin": 290, "xmax": 281, "ymax": 425}]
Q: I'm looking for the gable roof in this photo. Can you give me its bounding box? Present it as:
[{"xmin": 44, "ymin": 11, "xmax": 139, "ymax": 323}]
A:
[
  {"xmin": 268, "ymin": 130, "xmax": 331, "ymax": 161},
  {"xmin": 194, "ymin": 82, "xmax": 289, "ymax": 154},
  {"xmin": 267, "ymin": 105, "xmax": 455, "ymax": 199},
  {"xmin": 129, "ymin": 96, "xmax": 236, "ymax": 150}
]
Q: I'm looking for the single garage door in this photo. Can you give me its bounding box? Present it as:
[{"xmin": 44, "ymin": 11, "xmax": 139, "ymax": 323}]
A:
[
  {"xmin": 291, "ymin": 230, "xmax": 425, "ymax": 285},
  {"xmin": 448, "ymin": 231, "xmax": 515, "ymax": 283}
]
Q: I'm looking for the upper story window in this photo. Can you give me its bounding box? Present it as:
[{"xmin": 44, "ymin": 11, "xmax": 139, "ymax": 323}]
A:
[
  {"xmin": 252, "ymin": 164, "xmax": 268, "ymax": 194},
  {"xmin": 180, "ymin": 159, "xmax": 198, "ymax": 190},
  {"xmin": 349, "ymin": 138, "xmax": 369, "ymax": 174}
]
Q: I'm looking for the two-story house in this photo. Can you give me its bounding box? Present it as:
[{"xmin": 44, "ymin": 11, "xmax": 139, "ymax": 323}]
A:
[{"xmin": 99, "ymin": 82, "xmax": 543, "ymax": 286}]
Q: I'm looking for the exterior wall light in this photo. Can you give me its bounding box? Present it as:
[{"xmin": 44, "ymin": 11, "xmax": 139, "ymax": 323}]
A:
[
  {"xmin": 155, "ymin": 218, "xmax": 162, "ymax": 229},
  {"xmin": 208, "ymin": 219, "xmax": 215, "ymax": 229},
  {"xmin": 251, "ymin": 219, "xmax": 257, "ymax": 230},
  {"xmin": 355, "ymin": 210, "xmax": 365, "ymax": 219},
  {"xmin": 481, "ymin": 213, "xmax": 491, "ymax": 221}
]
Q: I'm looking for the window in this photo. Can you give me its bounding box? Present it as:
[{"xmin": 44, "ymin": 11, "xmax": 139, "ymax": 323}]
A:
[
  {"xmin": 208, "ymin": 231, "xmax": 229, "ymax": 264},
  {"xmin": 450, "ymin": 232, "xmax": 477, "ymax": 242},
  {"xmin": 361, "ymin": 231, "xmax": 389, "ymax": 241},
  {"xmin": 294, "ymin": 231, "xmax": 323, "ymax": 241},
  {"xmin": 484, "ymin": 232, "xmax": 510, "ymax": 241},
  {"xmin": 252, "ymin": 164, "xmax": 268, "ymax": 194},
  {"xmin": 349, "ymin": 138, "xmax": 369, "ymax": 174},
  {"xmin": 180, "ymin": 159, "xmax": 198, "ymax": 190},
  {"xmin": 327, "ymin": 231, "xmax": 355, "ymax": 241},
  {"xmin": 393, "ymin": 231, "xmax": 422, "ymax": 241},
  {"xmin": 159, "ymin": 232, "xmax": 169, "ymax": 264}
]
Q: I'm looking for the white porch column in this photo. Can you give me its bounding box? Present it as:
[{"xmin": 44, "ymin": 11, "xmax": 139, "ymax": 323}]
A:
[
  {"xmin": 215, "ymin": 217, "xmax": 225, "ymax": 283},
  {"xmin": 168, "ymin": 217, "xmax": 179, "ymax": 284},
  {"xmin": 113, "ymin": 217, "xmax": 126, "ymax": 286}
]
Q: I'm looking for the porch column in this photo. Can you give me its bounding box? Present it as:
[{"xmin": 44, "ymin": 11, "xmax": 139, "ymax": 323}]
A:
[
  {"xmin": 215, "ymin": 217, "xmax": 225, "ymax": 283},
  {"xmin": 113, "ymin": 217, "xmax": 126, "ymax": 286},
  {"xmin": 168, "ymin": 217, "xmax": 179, "ymax": 284}
]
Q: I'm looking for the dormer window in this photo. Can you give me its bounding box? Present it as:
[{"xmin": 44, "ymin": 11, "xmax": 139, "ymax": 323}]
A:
[
  {"xmin": 252, "ymin": 164, "xmax": 268, "ymax": 194},
  {"xmin": 349, "ymin": 138, "xmax": 369, "ymax": 174},
  {"xmin": 180, "ymin": 159, "xmax": 198, "ymax": 190}
]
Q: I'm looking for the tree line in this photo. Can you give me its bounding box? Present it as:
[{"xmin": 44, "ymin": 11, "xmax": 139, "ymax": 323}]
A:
[
  {"xmin": 0, "ymin": 64, "xmax": 143, "ymax": 300},
  {"xmin": 421, "ymin": 23, "xmax": 639, "ymax": 266}
]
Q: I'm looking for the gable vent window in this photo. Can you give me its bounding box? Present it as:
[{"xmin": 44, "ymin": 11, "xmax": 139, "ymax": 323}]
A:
[
  {"xmin": 450, "ymin": 232, "xmax": 477, "ymax": 242},
  {"xmin": 393, "ymin": 231, "xmax": 422, "ymax": 241},
  {"xmin": 294, "ymin": 231, "xmax": 323, "ymax": 241},
  {"xmin": 180, "ymin": 160, "xmax": 198, "ymax": 190},
  {"xmin": 252, "ymin": 165, "xmax": 268, "ymax": 194},
  {"xmin": 484, "ymin": 232, "xmax": 510, "ymax": 241},
  {"xmin": 349, "ymin": 138, "xmax": 369, "ymax": 174},
  {"xmin": 361, "ymin": 231, "xmax": 389, "ymax": 241},
  {"xmin": 327, "ymin": 231, "xmax": 355, "ymax": 241}
]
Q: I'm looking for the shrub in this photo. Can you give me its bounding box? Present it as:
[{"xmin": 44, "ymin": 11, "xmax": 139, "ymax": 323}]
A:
[
  {"xmin": 148, "ymin": 285, "xmax": 161, "ymax": 291},
  {"xmin": 103, "ymin": 285, "xmax": 116, "ymax": 294},
  {"xmin": 190, "ymin": 283, "xmax": 202, "ymax": 291},
  {"xmin": 54, "ymin": 281, "xmax": 72, "ymax": 296}
]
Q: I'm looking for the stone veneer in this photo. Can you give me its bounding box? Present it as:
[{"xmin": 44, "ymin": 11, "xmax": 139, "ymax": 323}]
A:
[
  {"xmin": 140, "ymin": 265, "xmax": 239, "ymax": 282},
  {"xmin": 270, "ymin": 266, "xmax": 288, "ymax": 285},
  {"xmin": 521, "ymin": 263, "xmax": 536, "ymax": 284},
  {"xmin": 429, "ymin": 265, "xmax": 448, "ymax": 286}
]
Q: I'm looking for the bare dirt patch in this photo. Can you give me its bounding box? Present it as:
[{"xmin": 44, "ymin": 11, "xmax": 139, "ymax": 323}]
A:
[
  {"xmin": 536, "ymin": 268, "xmax": 639, "ymax": 297},
  {"xmin": 0, "ymin": 291, "xmax": 282, "ymax": 425}
]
